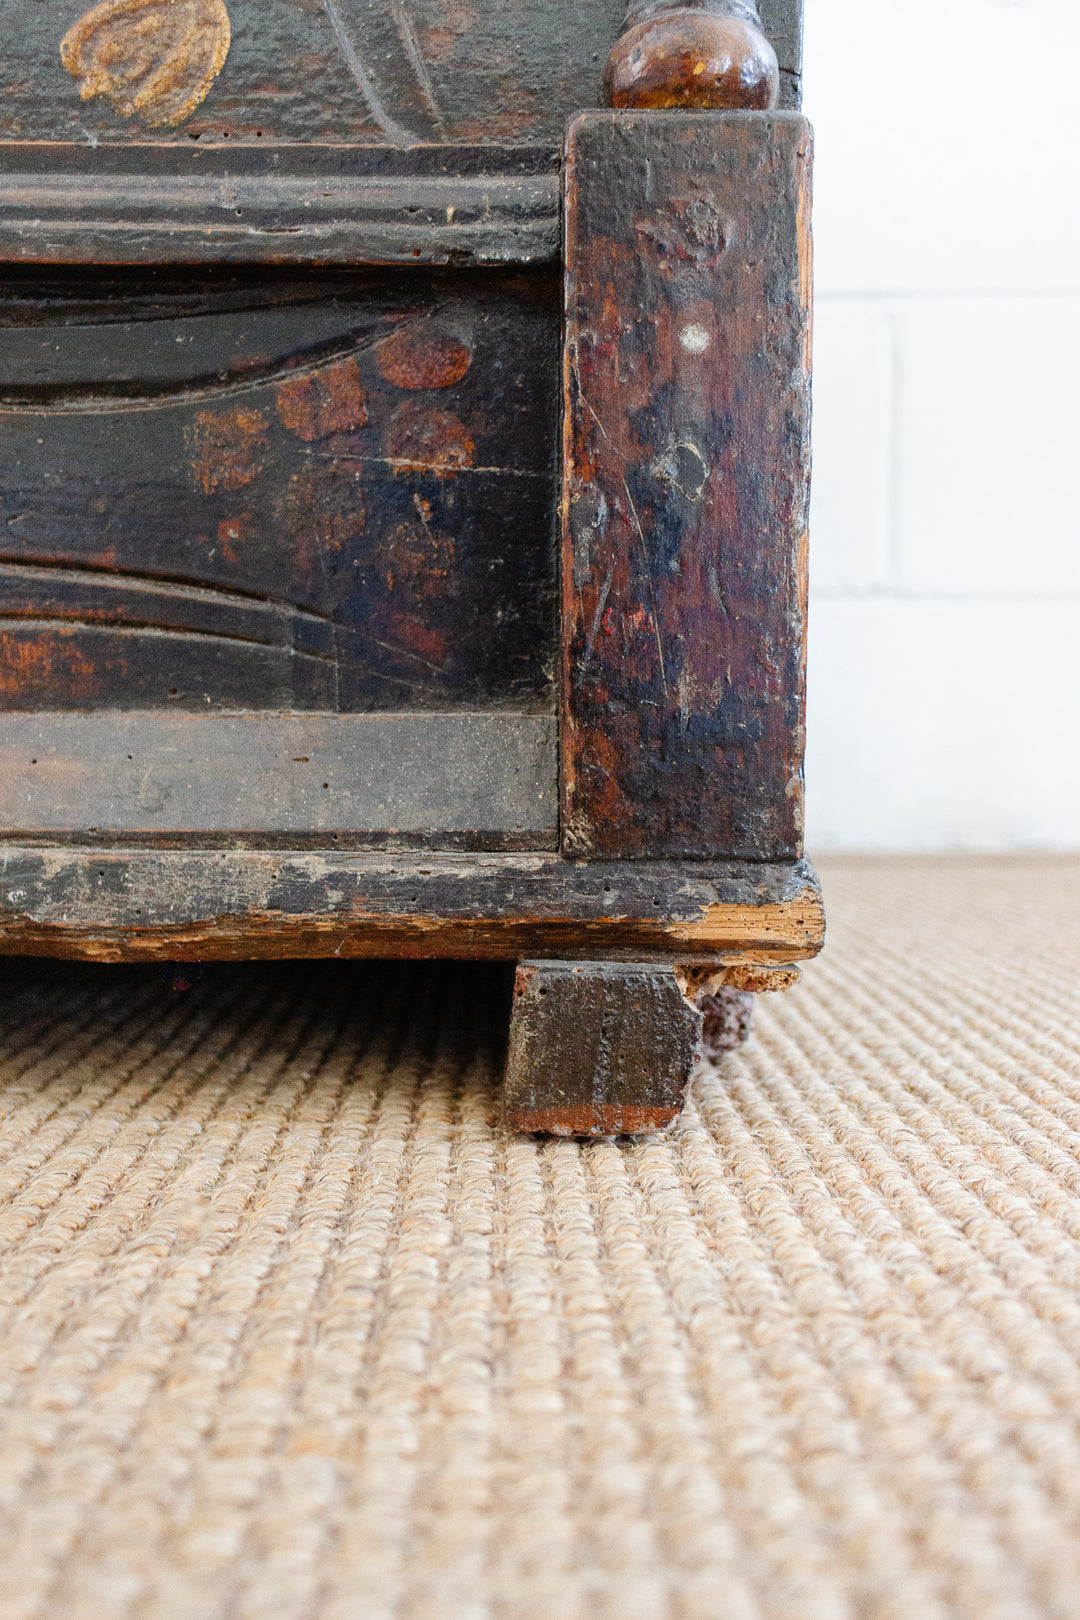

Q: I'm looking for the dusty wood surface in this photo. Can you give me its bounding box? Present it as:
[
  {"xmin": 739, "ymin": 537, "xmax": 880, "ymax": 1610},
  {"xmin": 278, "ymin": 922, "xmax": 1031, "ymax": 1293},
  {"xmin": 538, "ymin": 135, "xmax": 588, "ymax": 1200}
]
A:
[
  {"xmin": 0, "ymin": 851, "xmax": 823, "ymax": 963},
  {"xmin": 0, "ymin": 712, "xmax": 556, "ymax": 846},
  {"xmin": 0, "ymin": 266, "xmax": 558, "ymax": 714},
  {"xmin": 3, "ymin": 0, "xmax": 627, "ymax": 147},
  {"xmin": 562, "ymin": 111, "xmax": 812, "ymax": 861},
  {"xmin": 1, "ymin": 0, "xmax": 800, "ymax": 150},
  {"xmin": 504, "ymin": 959, "xmax": 702, "ymax": 1135},
  {"xmin": 0, "ymin": 146, "xmax": 562, "ymax": 267},
  {"xmin": 0, "ymin": 2, "xmax": 800, "ymax": 268}
]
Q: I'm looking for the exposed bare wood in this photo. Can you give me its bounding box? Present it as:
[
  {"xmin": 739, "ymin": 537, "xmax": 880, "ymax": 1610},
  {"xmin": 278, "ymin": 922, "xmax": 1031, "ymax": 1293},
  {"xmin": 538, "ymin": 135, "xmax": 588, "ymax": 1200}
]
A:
[
  {"xmin": 0, "ymin": 851, "xmax": 824, "ymax": 965},
  {"xmin": 676, "ymin": 962, "xmax": 802, "ymax": 998}
]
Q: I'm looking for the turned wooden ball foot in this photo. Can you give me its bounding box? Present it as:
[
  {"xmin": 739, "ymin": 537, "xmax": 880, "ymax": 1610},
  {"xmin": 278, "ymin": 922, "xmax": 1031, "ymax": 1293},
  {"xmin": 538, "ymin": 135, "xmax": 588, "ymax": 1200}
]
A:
[
  {"xmin": 697, "ymin": 987, "xmax": 755, "ymax": 1056},
  {"xmin": 604, "ymin": 4, "xmax": 779, "ymax": 111}
]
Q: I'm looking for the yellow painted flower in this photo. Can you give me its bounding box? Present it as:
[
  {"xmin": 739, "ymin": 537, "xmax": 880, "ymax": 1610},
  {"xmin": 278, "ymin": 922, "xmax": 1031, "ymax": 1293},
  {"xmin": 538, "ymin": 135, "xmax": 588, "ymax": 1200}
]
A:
[{"xmin": 60, "ymin": 0, "xmax": 231, "ymax": 128}]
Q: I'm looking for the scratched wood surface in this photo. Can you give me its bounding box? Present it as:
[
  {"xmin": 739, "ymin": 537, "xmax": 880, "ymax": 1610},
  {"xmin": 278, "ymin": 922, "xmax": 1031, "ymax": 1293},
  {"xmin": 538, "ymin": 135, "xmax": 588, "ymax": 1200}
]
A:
[
  {"xmin": 3, "ymin": 0, "xmax": 625, "ymax": 146},
  {"xmin": 562, "ymin": 111, "xmax": 812, "ymax": 862},
  {"xmin": 0, "ymin": 265, "xmax": 559, "ymax": 713},
  {"xmin": 0, "ymin": 0, "xmax": 799, "ymax": 149},
  {"xmin": 0, "ymin": 848, "xmax": 825, "ymax": 963}
]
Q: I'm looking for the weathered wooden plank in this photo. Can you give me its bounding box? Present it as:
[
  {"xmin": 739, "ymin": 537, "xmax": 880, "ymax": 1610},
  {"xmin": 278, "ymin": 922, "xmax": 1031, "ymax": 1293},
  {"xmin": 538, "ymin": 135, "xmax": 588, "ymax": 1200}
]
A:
[
  {"xmin": 0, "ymin": 712, "xmax": 557, "ymax": 845},
  {"xmin": 504, "ymin": 960, "xmax": 702, "ymax": 1135},
  {"xmin": 0, "ymin": 145, "xmax": 560, "ymax": 267},
  {"xmin": 0, "ymin": 850, "xmax": 824, "ymax": 963},
  {"xmin": 0, "ymin": 267, "xmax": 559, "ymax": 712},
  {"xmin": 562, "ymin": 111, "xmax": 812, "ymax": 860}
]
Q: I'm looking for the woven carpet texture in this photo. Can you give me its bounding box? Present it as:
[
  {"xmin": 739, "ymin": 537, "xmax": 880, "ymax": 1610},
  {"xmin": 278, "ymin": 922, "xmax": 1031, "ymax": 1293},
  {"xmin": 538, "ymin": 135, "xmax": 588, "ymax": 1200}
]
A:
[{"xmin": 1, "ymin": 858, "xmax": 1079, "ymax": 1620}]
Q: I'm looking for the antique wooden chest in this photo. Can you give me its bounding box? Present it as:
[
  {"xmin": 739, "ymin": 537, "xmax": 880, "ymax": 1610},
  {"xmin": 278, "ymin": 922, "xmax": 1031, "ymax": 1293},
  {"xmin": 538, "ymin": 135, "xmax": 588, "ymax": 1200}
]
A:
[{"xmin": 0, "ymin": 0, "xmax": 822, "ymax": 1133}]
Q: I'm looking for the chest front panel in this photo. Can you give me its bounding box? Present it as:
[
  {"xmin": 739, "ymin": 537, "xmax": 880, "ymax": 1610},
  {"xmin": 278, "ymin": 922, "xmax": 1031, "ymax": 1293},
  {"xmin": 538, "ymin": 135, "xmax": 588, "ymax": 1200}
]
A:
[{"xmin": 0, "ymin": 267, "xmax": 559, "ymax": 716}]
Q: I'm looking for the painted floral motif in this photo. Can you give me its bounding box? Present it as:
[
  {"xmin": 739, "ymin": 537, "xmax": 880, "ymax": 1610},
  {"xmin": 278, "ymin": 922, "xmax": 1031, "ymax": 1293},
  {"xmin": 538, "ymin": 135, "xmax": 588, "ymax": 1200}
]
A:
[{"xmin": 60, "ymin": 0, "xmax": 231, "ymax": 128}]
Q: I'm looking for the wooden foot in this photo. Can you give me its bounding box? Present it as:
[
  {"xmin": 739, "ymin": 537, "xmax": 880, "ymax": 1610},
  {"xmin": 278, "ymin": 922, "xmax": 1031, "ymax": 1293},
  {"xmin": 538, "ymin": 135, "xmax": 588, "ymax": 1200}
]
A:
[{"xmin": 503, "ymin": 960, "xmax": 702, "ymax": 1137}]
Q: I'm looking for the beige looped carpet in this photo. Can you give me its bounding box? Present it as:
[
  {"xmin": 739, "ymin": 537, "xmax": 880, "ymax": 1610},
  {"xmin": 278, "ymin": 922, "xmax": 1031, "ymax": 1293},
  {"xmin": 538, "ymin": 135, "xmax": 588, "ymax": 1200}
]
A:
[{"xmin": 1, "ymin": 857, "xmax": 1079, "ymax": 1620}]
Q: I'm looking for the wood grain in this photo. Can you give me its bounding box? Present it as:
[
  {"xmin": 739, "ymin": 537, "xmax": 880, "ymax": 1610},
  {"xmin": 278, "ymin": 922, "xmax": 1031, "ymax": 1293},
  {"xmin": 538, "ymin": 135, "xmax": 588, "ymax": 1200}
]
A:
[
  {"xmin": 0, "ymin": 850, "xmax": 824, "ymax": 963},
  {"xmin": 562, "ymin": 111, "xmax": 812, "ymax": 860},
  {"xmin": 504, "ymin": 960, "xmax": 702, "ymax": 1136}
]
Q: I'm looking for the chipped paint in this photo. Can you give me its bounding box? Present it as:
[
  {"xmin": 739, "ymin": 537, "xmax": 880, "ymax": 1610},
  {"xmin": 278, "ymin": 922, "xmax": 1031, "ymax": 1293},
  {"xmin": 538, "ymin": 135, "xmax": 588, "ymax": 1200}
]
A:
[
  {"xmin": 562, "ymin": 114, "xmax": 811, "ymax": 859},
  {"xmin": 187, "ymin": 406, "xmax": 268, "ymax": 494},
  {"xmin": 374, "ymin": 521, "xmax": 454, "ymax": 597},
  {"xmin": 276, "ymin": 356, "xmax": 368, "ymax": 443},
  {"xmin": 375, "ymin": 325, "xmax": 472, "ymax": 390},
  {"xmin": 385, "ymin": 402, "xmax": 475, "ymax": 480},
  {"xmin": 507, "ymin": 1104, "xmax": 679, "ymax": 1137},
  {"xmin": 0, "ymin": 632, "xmax": 99, "ymax": 702}
]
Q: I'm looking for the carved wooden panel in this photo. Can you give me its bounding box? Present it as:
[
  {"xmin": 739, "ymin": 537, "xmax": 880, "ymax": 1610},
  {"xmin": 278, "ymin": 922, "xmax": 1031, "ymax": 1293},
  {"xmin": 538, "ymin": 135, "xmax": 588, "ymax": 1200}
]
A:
[
  {"xmin": 1, "ymin": 0, "xmax": 799, "ymax": 149},
  {"xmin": 0, "ymin": 266, "xmax": 559, "ymax": 713},
  {"xmin": 3, "ymin": 0, "xmax": 624, "ymax": 147}
]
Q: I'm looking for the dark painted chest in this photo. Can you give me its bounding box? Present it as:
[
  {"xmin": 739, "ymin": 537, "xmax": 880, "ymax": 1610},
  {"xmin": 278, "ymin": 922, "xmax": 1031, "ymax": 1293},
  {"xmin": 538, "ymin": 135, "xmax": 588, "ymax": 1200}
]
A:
[{"xmin": 0, "ymin": 0, "xmax": 823, "ymax": 1137}]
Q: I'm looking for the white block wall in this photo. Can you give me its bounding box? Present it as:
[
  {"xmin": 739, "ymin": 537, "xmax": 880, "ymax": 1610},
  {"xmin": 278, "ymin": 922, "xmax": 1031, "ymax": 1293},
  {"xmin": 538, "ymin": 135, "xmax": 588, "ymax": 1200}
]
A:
[{"xmin": 802, "ymin": 0, "xmax": 1080, "ymax": 851}]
